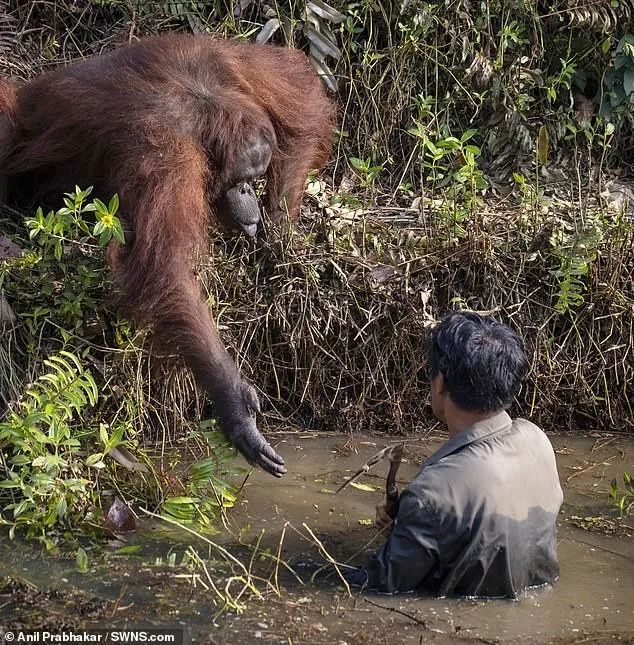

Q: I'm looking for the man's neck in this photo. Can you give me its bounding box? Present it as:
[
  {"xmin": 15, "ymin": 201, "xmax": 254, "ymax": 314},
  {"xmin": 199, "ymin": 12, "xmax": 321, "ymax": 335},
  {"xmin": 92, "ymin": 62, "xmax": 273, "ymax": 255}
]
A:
[{"xmin": 445, "ymin": 402, "xmax": 503, "ymax": 438}]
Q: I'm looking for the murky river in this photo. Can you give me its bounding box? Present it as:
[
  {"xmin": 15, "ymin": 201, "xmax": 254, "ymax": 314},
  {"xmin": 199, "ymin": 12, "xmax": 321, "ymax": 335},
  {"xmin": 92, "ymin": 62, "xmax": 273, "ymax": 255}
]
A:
[{"xmin": 1, "ymin": 432, "xmax": 633, "ymax": 644}]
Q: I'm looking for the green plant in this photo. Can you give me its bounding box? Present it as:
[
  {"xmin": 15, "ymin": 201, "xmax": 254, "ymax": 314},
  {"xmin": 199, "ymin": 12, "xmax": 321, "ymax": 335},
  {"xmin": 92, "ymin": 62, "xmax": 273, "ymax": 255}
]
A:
[
  {"xmin": 5, "ymin": 187, "xmax": 124, "ymax": 339},
  {"xmin": 0, "ymin": 236, "xmax": 141, "ymax": 543},
  {"xmin": 513, "ymin": 171, "xmax": 547, "ymax": 214},
  {"xmin": 609, "ymin": 472, "xmax": 634, "ymax": 517},
  {"xmin": 601, "ymin": 34, "xmax": 634, "ymax": 119},
  {"xmin": 1, "ymin": 188, "xmax": 241, "ymax": 543},
  {"xmin": 548, "ymin": 207, "xmax": 615, "ymax": 315},
  {"xmin": 27, "ymin": 187, "xmax": 123, "ymax": 257},
  {"xmin": 545, "ymin": 57, "xmax": 578, "ymax": 105},
  {"xmin": 348, "ymin": 156, "xmax": 383, "ymax": 188},
  {"xmin": 161, "ymin": 421, "xmax": 245, "ymax": 528},
  {"xmin": 408, "ymin": 124, "xmax": 487, "ymax": 239},
  {"xmin": 0, "ymin": 351, "xmax": 101, "ymax": 543}
]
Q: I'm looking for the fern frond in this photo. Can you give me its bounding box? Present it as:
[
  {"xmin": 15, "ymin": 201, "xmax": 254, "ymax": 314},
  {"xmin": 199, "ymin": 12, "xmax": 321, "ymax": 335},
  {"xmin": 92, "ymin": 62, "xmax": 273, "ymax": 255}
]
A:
[{"xmin": 20, "ymin": 351, "xmax": 98, "ymax": 424}]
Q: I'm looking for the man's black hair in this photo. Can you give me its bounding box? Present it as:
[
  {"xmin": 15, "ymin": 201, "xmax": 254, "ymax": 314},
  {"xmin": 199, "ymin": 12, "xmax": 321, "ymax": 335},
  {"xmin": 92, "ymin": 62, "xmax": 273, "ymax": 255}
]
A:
[{"xmin": 429, "ymin": 312, "xmax": 529, "ymax": 412}]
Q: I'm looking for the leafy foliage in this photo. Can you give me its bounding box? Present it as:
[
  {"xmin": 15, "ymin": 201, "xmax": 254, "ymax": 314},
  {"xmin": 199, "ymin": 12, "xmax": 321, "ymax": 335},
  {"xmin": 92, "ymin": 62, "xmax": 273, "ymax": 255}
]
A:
[
  {"xmin": 7, "ymin": 186, "xmax": 123, "ymax": 338},
  {"xmin": 609, "ymin": 472, "xmax": 634, "ymax": 518},
  {"xmin": 602, "ymin": 34, "xmax": 634, "ymax": 120},
  {"xmin": 162, "ymin": 422, "xmax": 246, "ymax": 527},
  {"xmin": 348, "ymin": 157, "xmax": 382, "ymax": 188},
  {"xmin": 1, "ymin": 189, "xmax": 240, "ymax": 543},
  {"xmin": 407, "ymin": 124, "xmax": 487, "ymax": 240},
  {"xmin": 0, "ymin": 351, "xmax": 102, "ymax": 543}
]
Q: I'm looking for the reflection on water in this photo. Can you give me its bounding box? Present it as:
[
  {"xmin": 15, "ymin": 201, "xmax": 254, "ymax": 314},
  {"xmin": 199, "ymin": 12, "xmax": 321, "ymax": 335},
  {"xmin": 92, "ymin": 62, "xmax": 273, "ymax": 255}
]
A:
[{"xmin": 0, "ymin": 432, "xmax": 632, "ymax": 644}]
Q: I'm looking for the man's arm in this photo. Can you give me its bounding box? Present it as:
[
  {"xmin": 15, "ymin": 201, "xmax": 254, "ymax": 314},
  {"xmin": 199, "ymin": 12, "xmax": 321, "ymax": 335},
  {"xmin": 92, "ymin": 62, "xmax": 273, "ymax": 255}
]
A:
[{"xmin": 357, "ymin": 490, "xmax": 440, "ymax": 593}]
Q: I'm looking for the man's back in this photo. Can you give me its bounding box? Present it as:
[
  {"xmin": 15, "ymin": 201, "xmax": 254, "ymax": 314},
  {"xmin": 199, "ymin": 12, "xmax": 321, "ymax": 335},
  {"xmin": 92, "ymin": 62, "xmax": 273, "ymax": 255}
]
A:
[{"xmin": 364, "ymin": 411, "xmax": 564, "ymax": 598}]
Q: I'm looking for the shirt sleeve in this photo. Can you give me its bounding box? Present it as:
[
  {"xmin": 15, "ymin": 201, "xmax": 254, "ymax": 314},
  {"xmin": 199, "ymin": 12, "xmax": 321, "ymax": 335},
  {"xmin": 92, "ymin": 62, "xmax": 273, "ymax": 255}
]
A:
[{"xmin": 363, "ymin": 490, "xmax": 440, "ymax": 593}]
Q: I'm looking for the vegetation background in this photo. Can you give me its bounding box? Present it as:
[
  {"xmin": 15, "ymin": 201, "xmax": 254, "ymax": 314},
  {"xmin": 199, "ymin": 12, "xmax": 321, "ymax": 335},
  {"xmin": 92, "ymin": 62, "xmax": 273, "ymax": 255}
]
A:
[{"xmin": 0, "ymin": 0, "xmax": 632, "ymax": 538}]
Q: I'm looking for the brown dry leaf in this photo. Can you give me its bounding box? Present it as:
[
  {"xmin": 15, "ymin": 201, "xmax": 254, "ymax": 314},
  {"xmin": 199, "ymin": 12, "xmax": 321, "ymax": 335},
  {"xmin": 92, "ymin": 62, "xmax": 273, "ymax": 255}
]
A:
[{"xmin": 0, "ymin": 235, "xmax": 21, "ymax": 260}]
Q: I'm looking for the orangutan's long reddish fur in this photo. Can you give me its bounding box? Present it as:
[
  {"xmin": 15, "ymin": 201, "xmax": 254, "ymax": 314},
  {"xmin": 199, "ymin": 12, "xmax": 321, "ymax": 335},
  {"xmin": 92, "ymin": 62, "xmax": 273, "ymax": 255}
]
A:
[{"xmin": 0, "ymin": 33, "xmax": 335, "ymax": 475}]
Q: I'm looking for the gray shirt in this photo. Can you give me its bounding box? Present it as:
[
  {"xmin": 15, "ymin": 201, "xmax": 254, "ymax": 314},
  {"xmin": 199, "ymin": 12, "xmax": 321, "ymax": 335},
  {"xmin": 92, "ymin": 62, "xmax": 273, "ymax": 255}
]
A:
[{"xmin": 363, "ymin": 412, "xmax": 564, "ymax": 598}]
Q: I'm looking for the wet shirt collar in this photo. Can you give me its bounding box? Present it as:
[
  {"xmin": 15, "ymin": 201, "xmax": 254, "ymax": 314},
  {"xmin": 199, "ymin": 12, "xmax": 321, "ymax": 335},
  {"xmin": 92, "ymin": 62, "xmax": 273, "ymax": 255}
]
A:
[{"xmin": 421, "ymin": 410, "xmax": 513, "ymax": 469}]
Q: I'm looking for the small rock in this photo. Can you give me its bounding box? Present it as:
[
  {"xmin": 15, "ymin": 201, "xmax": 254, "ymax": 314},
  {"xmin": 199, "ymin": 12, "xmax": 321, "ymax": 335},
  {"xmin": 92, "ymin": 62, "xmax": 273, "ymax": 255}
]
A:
[{"xmin": 104, "ymin": 497, "xmax": 136, "ymax": 534}]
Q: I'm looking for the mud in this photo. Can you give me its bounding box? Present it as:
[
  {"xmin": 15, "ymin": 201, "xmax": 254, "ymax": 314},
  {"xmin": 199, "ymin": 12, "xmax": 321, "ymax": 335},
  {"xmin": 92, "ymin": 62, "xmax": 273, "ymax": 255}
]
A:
[{"xmin": 0, "ymin": 431, "xmax": 632, "ymax": 644}]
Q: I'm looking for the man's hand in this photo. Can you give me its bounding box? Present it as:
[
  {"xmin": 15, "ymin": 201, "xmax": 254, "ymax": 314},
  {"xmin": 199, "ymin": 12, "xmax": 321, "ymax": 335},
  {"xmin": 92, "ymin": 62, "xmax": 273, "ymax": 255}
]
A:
[
  {"xmin": 375, "ymin": 500, "xmax": 394, "ymax": 532},
  {"xmin": 341, "ymin": 566, "xmax": 368, "ymax": 588}
]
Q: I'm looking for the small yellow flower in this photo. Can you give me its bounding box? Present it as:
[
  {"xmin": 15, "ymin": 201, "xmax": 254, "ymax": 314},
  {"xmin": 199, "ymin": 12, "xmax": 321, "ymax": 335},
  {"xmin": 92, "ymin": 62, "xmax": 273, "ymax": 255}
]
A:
[{"xmin": 101, "ymin": 214, "xmax": 114, "ymax": 227}]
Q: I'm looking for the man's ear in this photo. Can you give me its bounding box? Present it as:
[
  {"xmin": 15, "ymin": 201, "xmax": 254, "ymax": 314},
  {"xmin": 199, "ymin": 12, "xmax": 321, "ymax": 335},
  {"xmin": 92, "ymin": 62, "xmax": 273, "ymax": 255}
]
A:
[{"xmin": 431, "ymin": 373, "xmax": 445, "ymax": 395}]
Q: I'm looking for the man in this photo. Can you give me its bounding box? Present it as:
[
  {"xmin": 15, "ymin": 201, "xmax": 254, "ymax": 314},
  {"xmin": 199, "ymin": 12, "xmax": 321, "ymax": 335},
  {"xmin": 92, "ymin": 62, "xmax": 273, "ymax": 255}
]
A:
[{"xmin": 344, "ymin": 312, "xmax": 564, "ymax": 598}]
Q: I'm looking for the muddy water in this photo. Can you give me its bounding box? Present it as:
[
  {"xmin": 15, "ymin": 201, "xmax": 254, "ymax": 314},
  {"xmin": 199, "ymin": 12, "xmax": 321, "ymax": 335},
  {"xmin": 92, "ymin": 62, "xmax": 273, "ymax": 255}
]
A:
[{"xmin": 1, "ymin": 432, "xmax": 633, "ymax": 644}]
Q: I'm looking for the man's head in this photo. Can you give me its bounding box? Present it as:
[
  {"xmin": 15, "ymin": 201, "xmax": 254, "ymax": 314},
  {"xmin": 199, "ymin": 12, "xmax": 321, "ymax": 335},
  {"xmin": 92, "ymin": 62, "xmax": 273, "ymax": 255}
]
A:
[{"xmin": 429, "ymin": 312, "xmax": 529, "ymax": 423}]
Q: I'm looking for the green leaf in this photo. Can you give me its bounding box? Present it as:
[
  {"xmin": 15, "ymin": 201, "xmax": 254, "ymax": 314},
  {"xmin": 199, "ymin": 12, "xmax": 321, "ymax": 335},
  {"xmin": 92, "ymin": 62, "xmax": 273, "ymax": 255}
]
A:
[
  {"xmin": 436, "ymin": 137, "xmax": 461, "ymax": 150},
  {"xmin": 616, "ymin": 34, "xmax": 634, "ymax": 55},
  {"xmin": 12, "ymin": 455, "xmax": 37, "ymax": 465},
  {"xmin": 76, "ymin": 547, "xmax": 89, "ymax": 573},
  {"xmin": 108, "ymin": 424, "xmax": 125, "ymax": 448},
  {"xmin": 164, "ymin": 496, "xmax": 197, "ymax": 505},
  {"xmin": 93, "ymin": 198, "xmax": 108, "ymax": 216},
  {"xmin": 99, "ymin": 424, "xmax": 109, "ymax": 446},
  {"xmin": 86, "ymin": 453, "xmax": 104, "ymax": 467},
  {"xmin": 108, "ymin": 193, "xmax": 120, "ymax": 214},
  {"xmin": 408, "ymin": 125, "xmax": 426, "ymax": 140},
  {"xmin": 0, "ymin": 480, "xmax": 22, "ymax": 489},
  {"xmin": 425, "ymin": 140, "xmax": 440, "ymax": 155},
  {"xmin": 623, "ymin": 69, "xmax": 634, "ymax": 97},
  {"xmin": 13, "ymin": 499, "xmax": 31, "ymax": 517},
  {"xmin": 56, "ymin": 497, "xmax": 67, "ymax": 519},
  {"xmin": 111, "ymin": 545, "xmax": 143, "ymax": 556}
]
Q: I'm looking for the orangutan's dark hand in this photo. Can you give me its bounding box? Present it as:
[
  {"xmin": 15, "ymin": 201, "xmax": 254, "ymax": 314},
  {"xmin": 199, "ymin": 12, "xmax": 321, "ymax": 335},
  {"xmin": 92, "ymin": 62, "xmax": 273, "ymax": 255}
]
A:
[
  {"xmin": 229, "ymin": 417, "xmax": 286, "ymax": 476},
  {"xmin": 218, "ymin": 381, "xmax": 286, "ymax": 477}
]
